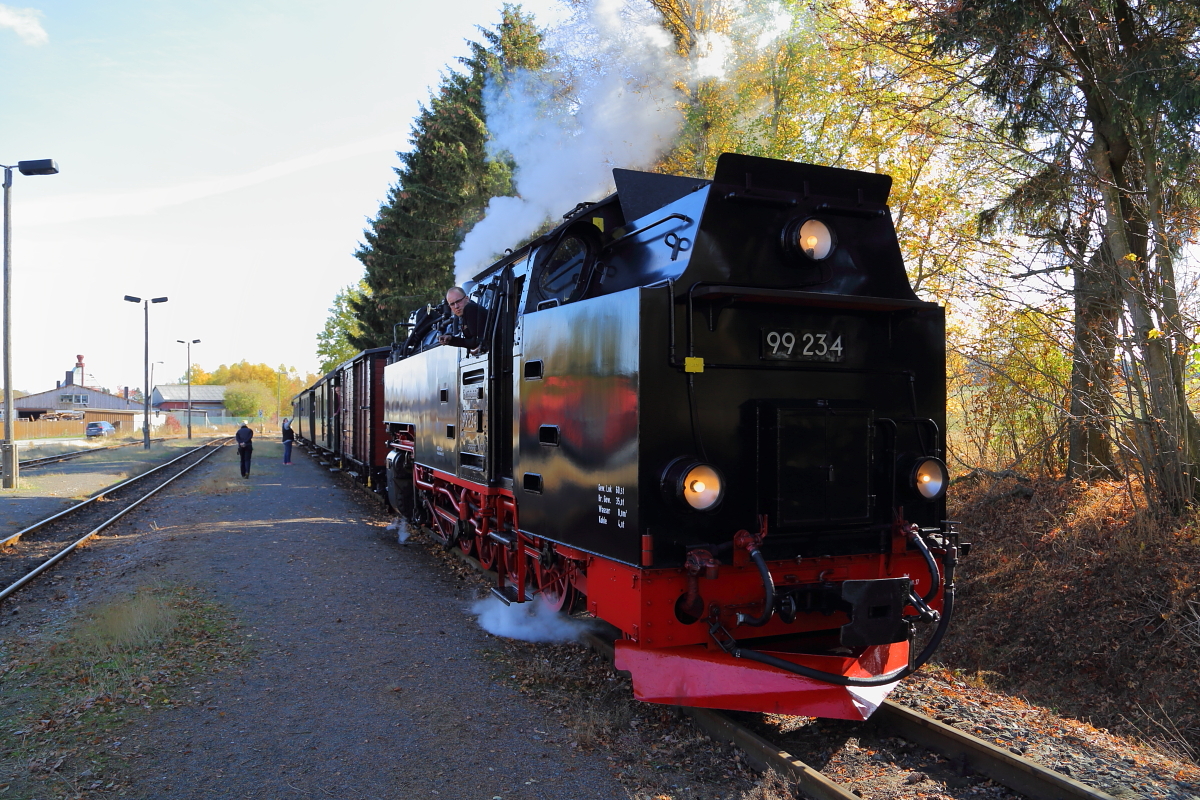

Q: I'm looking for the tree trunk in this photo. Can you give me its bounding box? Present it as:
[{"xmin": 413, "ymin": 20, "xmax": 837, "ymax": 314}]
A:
[
  {"xmin": 1092, "ymin": 137, "xmax": 1195, "ymax": 510},
  {"xmin": 1067, "ymin": 239, "xmax": 1120, "ymax": 478}
]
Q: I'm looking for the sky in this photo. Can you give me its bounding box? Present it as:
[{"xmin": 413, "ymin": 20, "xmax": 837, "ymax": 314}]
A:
[{"xmin": 0, "ymin": 0, "xmax": 569, "ymax": 394}]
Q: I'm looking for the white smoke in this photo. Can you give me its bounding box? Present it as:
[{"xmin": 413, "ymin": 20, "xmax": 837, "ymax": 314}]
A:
[
  {"xmin": 752, "ymin": 2, "xmax": 792, "ymax": 50},
  {"xmin": 0, "ymin": 4, "xmax": 48, "ymax": 45},
  {"xmin": 692, "ymin": 30, "xmax": 733, "ymax": 80},
  {"xmin": 470, "ymin": 594, "xmax": 590, "ymax": 643},
  {"xmin": 453, "ymin": 0, "xmax": 686, "ymax": 281}
]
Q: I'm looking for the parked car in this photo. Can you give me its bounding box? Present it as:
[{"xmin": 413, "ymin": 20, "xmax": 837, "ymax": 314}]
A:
[{"xmin": 85, "ymin": 421, "xmax": 116, "ymax": 437}]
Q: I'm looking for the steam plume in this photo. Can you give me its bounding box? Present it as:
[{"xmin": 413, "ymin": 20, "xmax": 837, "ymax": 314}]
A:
[
  {"xmin": 454, "ymin": 0, "xmax": 685, "ymax": 280},
  {"xmin": 470, "ymin": 595, "xmax": 591, "ymax": 643}
]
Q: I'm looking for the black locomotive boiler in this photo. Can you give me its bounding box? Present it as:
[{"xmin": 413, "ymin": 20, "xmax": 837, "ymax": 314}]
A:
[{"xmin": 298, "ymin": 153, "xmax": 963, "ymax": 720}]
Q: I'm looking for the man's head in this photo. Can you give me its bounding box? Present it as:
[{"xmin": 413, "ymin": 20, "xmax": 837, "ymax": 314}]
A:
[{"xmin": 446, "ymin": 287, "xmax": 468, "ymax": 317}]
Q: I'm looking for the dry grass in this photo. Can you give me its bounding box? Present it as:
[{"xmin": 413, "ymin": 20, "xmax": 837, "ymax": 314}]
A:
[
  {"xmin": 193, "ymin": 476, "xmax": 250, "ymax": 495},
  {"xmin": 72, "ymin": 590, "xmax": 178, "ymax": 661},
  {"xmin": 0, "ymin": 585, "xmax": 247, "ymax": 799},
  {"xmin": 945, "ymin": 475, "xmax": 1200, "ymax": 763}
]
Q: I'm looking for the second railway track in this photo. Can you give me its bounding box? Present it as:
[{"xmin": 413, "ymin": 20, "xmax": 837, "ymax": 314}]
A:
[{"xmin": 0, "ymin": 438, "xmax": 231, "ymax": 603}]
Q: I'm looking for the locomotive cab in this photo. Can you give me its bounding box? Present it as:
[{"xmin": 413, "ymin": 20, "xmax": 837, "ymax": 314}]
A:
[{"xmin": 375, "ymin": 152, "xmax": 961, "ymax": 720}]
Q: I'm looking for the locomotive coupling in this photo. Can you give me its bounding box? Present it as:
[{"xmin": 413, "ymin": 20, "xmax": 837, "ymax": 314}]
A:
[{"xmin": 680, "ymin": 549, "xmax": 720, "ymax": 622}]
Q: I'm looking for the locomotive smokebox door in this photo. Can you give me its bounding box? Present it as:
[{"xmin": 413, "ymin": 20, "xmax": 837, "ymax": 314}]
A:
[
  {"xmin": 757, "ymin": 404, "xmax": 873, "ymax": 526},
  {"xmin": 839, "ymin": 578, "xmax": 911, "ymax": 647}
]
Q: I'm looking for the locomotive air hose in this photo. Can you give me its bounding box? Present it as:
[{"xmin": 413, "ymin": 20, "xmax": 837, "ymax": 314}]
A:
[
  {"xmin": 728, "ymin": 543, "xmax": 958, "ymax": 688},
  {"xmin": 910, "ymin": 529, "xmax": 941, "ymax": 602},
  {"xmin": 735, "ymin": 549, "xmax": 775, "ymax": 627}
]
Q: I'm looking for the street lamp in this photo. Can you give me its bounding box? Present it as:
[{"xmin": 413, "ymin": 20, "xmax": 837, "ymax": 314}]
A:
[
  {"xmin": 177, "ymin": 339, "xmax": 199, "ymax": 439},
  {"xmin": 124, "ymin": 295, "xmax": 168, "ymax": 450},
  {"xmin": 2, "ymin": 158, "xmax": 60, "ymax": 489}
]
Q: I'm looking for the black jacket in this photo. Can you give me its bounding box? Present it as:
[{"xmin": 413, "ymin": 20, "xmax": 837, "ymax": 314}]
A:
[
  {"xmin": 282, "ymin": 425, "xmax": 295, "ymax": 442},
  {"xmin": 236, "ymin": 426, "xmax": 254, "ymax": 448},
  {"xmin": 445, "ymin": 300, "xmax": 486, "ymax": 350}
]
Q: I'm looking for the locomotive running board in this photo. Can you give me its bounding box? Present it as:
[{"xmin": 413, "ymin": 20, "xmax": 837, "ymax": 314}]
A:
[{"xmin": 613, "ymin": 640, "xmax": 908, "ymax": 720}]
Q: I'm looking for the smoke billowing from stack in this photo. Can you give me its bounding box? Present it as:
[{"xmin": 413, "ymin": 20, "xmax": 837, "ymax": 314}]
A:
[{"xmin": 454, "ymin": 0, "xmax": 686, "ymax": 280}]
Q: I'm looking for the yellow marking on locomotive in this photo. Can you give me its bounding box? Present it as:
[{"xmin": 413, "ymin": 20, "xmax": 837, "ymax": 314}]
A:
[{"xmin": 684, "ymin": 357, "xmax": 705, "ymax": 373}]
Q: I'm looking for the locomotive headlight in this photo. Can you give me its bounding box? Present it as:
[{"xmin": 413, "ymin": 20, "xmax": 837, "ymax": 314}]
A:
[
  {"xmin": 786, "ymin": 218, "xmax": 835, "ymax": 261},
  {"xmin": 910, "ymin": 457, "xmax": 948, "ymax": 501},
  {"xmin": 662, "ymin": 457, "xmax": 726, "ymax": 512}
]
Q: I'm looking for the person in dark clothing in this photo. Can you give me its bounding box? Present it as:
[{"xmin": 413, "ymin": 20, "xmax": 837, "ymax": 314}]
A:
[
  {"xmin": 236, "ymin": 421, "xmax": 254, "ymax": 478},
  {"xmin": 281, "ymin": 418, "xmax": 295, "ymax": 465},
  {"xmin": 438, "ymin": 286, "xmax": 486, "ymax": 351}
]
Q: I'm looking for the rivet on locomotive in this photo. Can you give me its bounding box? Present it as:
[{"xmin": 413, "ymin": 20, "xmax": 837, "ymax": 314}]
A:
[{"xmin": 294, "ymin": 153, "xmax": 966, "ymax": 720}]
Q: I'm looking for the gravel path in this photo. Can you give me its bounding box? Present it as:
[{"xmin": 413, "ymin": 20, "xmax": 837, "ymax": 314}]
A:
[{"xmin": 6, "ymin": 440, "xmax": 629, "ymax": 800}]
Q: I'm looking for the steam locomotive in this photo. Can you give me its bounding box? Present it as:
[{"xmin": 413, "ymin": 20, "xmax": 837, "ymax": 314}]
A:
[{"xmin": 294, "ymin": 153, "xmax": 963, "ymax": 720}]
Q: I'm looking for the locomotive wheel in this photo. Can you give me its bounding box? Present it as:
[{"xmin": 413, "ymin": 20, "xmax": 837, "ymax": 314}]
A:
[
  {"xmin": 476, "ymin": 535, "xmax": 498, "ymax": 571},
  {"xmin": 455, "ymin": 520, "xmax": 475, "ymax": 556},
  {"xmin": 528, "ymin": 553, "xmax": 575, "ymax": 612}
]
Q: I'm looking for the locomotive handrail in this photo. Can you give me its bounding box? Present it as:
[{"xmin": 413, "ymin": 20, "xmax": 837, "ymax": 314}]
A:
[
  {"xmin": 605, "ymin": 212, "xmax": 692, "ymax": 248},
  {"xmin": 687, "ymin": 284, "xmax": 938, "ymax": 311}
]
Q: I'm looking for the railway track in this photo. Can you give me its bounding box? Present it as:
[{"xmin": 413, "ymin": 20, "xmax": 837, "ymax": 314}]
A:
[
  {"xmin": 0, "ymin": 438, "xmax": 231, "ymax": 603},
  {"xmin": 579, "ymin": 632, "xmax": 1118, "ymax": 800},
  {"xmin": 1, "ymin": 438, "xmax": 171, "ymax": 473}
]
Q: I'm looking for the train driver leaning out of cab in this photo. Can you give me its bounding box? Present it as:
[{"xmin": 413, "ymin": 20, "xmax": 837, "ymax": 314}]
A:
[{"xmin": 438, "ymin": 285, "xmax": 485, "ymax": 351}]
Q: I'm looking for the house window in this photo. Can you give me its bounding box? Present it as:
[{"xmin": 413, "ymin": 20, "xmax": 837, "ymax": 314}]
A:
[{"xmin": 59, "ymin": 394, "xmax": 89, "ymax": 405}]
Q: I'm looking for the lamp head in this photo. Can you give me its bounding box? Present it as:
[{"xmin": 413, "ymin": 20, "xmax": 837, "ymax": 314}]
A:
[
  {"xmin": 124, "ymin": 295, "xmax": 141, "ymax": 303},
  {"xmin": 151, "ymin": 297, "xmax": 168, "ymax": 304},
  {"xmin": 17, "ymin": 159, "xmax": 59, "ymax": 176}
]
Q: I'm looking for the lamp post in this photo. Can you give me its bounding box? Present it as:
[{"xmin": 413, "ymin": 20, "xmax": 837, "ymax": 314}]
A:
[
  {"xmin": 124, "ymin": 295, "xmax": 168, "ymax": 450},
  {"xmin": 2, "ymin": 159, "xmax": 59, "ymax": 490},
  {"xmin": 177, "ymin": 339, "xmax": 199, "ymax": 439},
  {"xmin": 149, "ymin": 360, "xmax": 162, "ymax": 432}
]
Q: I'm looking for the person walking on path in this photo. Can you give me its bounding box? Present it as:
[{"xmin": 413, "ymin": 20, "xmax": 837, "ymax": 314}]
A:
[
  {"xmin": 281, "ymin": 417, "xmax": 295, "ymax": 465},
  {"xmin": 236, "ymin": 420, "xmax": 254, "ymax": 478}
]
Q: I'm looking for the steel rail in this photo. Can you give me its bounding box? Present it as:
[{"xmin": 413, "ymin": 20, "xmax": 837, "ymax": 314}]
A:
[
  {"xmin": 874, "ymin": 701, "xmax": 1117, "ymax": 800},
  {"xmin": 1, "ymin": 438, "xmax": 227, "ymax": 548},
  {"xmin": 0, "ymin": 439, "xmax": 229, "ymax": 603},
  {"xmin": 11, "ymin": 438, "xmax": 171, "ymax": 471}
]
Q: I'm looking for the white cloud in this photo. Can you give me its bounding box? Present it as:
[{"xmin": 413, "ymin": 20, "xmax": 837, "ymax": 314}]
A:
[
  {"xmin": 0, "ymin": 4, "xmax": 48, "ymax": 45},
  {"xmin": 19, "ymin": 133, "xmax": 406, "ymax": 225}
]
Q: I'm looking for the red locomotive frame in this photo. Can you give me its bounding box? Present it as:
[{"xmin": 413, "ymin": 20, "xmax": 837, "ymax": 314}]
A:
[{"xmin": 398, "ymin": 438, "xmax": 946, "ymax": 720}]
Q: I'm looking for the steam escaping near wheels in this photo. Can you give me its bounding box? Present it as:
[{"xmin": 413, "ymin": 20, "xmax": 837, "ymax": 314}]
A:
[
  {"xmin": 470, "ymin": 595, "xmax": 591, "ymax": 643},
  {"xmin": 386, "ymin": 517, "xmax": 411, "ymax": 544}
]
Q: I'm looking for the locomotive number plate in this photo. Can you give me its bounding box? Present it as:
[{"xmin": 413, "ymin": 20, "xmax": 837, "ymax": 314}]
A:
[{"xmin": 761, "ymin": 329, "xmax": 844, "ymax": 361}]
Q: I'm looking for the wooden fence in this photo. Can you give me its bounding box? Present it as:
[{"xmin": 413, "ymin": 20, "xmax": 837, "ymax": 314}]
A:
[{"xmin": 11, "ymin": 419, "xmax": 89, "ymax": 440}]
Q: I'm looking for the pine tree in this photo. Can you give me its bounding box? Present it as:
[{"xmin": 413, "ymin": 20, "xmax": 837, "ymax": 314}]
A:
[{"xmin": 349, "ymin": 5, "xmax": 546, "ymax": 349}]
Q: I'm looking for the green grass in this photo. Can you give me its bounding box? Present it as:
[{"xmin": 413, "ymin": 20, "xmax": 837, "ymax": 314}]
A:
[{"xmin": 0, "ymin": 585, "xmax": 248, "ymax": 798}]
